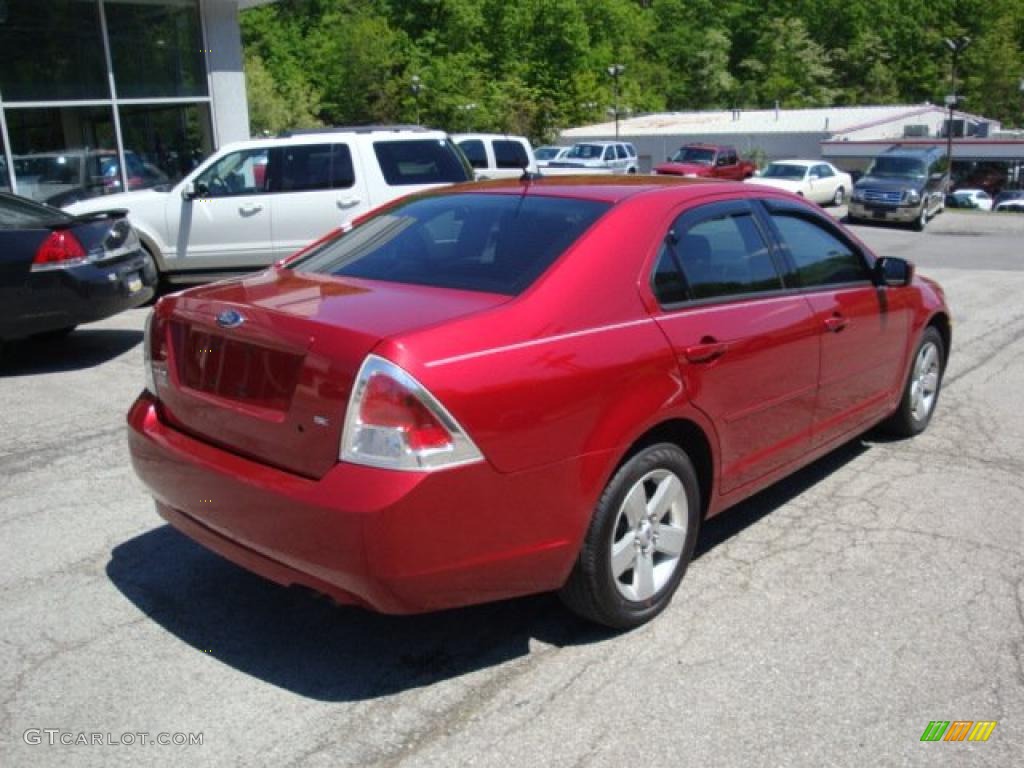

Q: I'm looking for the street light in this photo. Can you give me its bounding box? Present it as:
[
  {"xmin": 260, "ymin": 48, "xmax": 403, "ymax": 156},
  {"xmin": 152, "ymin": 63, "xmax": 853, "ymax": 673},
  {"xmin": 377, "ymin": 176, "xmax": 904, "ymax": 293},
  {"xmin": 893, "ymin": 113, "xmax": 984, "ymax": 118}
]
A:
[
  {"xmin": 456, "ymin": 102, "xmax": 477, "ymax": 132},
  {"xmin": 943, "ymin": 36, "xmax": 971, "ymax": 190},
  {"xmin": 410, "ymin": 75, "xmax": 423, "ymax": 124},
  {"xmin": 606, "ymin": 64, "xmax": 625, "ymax": 138}
]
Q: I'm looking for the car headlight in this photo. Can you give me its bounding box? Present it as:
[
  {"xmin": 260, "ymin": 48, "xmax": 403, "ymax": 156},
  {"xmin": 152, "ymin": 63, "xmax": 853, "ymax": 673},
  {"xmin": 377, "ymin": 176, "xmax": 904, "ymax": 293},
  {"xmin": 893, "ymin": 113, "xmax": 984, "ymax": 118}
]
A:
[{"xmin": 903, "ymin": 189, "xmax": 921, "ymax": 205}]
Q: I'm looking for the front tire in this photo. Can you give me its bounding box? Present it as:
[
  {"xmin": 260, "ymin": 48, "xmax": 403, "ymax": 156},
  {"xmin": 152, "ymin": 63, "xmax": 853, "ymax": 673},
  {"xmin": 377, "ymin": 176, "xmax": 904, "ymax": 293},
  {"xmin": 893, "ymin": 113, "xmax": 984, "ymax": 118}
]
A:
[
  {"xmin": 832, "ymin": 186, "xmax": 845, "ymax": 206},
  {"xmin": 912, "ymin": 202, "xmax": 929, "ymax": 232},
  {"xmin": 559, "ymin": 443, "xmax": 700, "ymax": 629},
  {"xmin": 883, "ymin": 327, "xmax": 945, "ymax": 437}
]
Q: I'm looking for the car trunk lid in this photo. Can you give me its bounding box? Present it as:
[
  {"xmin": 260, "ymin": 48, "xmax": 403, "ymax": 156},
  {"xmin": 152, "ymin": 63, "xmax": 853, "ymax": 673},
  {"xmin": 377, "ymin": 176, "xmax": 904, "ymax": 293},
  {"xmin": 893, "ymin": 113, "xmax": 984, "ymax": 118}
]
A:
[{"xmin": 156, "ymin": 269, "xmax": 508, "ymax": 478}]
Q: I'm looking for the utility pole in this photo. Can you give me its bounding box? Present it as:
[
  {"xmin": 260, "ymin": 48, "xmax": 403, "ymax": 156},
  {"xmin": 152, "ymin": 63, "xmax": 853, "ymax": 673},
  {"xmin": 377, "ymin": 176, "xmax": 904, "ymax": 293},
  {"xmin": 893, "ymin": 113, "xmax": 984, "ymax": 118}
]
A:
[
  {"xmin": 410, "ymin": 75, "xmax": 423, "ymax": 125},
  {"xmin": 607, "ymin": 64, "xmax": 625, "ymax": 139},
  {"xmin": 943, "ymin": 37, "xmax": 970, "ymax": 191}
]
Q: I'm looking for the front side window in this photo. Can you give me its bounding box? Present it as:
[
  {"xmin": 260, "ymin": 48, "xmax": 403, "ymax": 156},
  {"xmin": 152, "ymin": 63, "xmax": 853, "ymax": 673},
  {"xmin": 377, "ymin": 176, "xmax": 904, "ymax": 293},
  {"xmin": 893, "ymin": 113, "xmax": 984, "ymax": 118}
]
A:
[
  {"xmin": 373, "ymin": 139, "xmax": 472, "ymax": 185},
  {"xmin": 654, "ymin": 210, "xmax": 783, "ymax": 305},
  {"xmin": 603, "ymin": 147, "xmax": 615, "ymax": 161},
  {"xmin": 770, "ymin": 213, "xmax": 870, "ymax": 287},
  {"xmin": 193, "ymin": 148, "xmax": 269, "ymax": 197},
  {"xmin": 458, "ymin": 140, "xmax": 488, "ymax": 170},
  {"xmin": 289, "ymin": 193, "xmax": 610, "ymax": 296},
  {"xmin": 492, "ymin": 140, "xmax": 529, "ymax": 169}
]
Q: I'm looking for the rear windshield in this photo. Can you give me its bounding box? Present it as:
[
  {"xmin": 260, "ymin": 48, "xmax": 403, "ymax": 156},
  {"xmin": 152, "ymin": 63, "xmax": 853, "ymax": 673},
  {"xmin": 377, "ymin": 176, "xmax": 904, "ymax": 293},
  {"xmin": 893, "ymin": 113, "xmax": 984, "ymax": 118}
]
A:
[
  {"xmin": 0, "ymin": 193, "xmax": 72, "ymax": 228},
  {"xmin": 372, "ymin": 139, "xmax": 472, "ymax": 186},
  {"xmin": 289, "ymin": 193, "xmax": 610, "ymax": 295}
]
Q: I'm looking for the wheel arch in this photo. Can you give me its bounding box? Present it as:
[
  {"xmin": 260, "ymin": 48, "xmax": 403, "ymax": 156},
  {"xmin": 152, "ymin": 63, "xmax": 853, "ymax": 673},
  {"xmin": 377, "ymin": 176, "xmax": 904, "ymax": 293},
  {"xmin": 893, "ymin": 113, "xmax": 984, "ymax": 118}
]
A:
[
  {"xmin": 927, "ymin": 311, "xmax": 952, "ymax": 367},
  {"xmin": 616, "ymin": 418, "xmax": 715, "ymax": 520}
]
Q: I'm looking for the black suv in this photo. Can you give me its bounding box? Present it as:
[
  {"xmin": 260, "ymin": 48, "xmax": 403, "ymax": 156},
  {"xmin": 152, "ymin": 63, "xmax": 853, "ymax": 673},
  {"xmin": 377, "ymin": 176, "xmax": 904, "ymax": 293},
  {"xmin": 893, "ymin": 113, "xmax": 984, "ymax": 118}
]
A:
[{"xmin": 848, "ymin": 147, "xmax": 948, "ymax": 231}]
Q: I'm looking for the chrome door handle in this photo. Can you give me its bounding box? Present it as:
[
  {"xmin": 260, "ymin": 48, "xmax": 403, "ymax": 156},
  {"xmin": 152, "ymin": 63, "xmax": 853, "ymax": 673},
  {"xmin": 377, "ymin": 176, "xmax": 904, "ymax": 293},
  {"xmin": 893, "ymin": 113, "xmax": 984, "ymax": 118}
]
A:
[
  {"xmin": 238, "ymin": 203, "xmax": 263, "ymax": 215},
  {"xmin": 337, "ymin": 197, "xmax": 362, "ymax": 209}
]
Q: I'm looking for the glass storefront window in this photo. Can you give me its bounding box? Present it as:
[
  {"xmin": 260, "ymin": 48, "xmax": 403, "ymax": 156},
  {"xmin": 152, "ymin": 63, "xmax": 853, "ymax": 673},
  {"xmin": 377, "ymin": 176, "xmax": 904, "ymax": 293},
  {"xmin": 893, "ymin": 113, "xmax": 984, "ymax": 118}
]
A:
[
  {"xmin": 0, "ymin": 0, "xmax": 110, "ymax": 102},
  {"xmin": 6, "ymin": 106, "xmax": 117, "ymax": 205},
  {"xmin": 105, "ymin": 0, "xmax": 208, "ymax": 99},
  {"xmin": 118, "ymin": 103, "xmax": 213, "ymax": 187}
]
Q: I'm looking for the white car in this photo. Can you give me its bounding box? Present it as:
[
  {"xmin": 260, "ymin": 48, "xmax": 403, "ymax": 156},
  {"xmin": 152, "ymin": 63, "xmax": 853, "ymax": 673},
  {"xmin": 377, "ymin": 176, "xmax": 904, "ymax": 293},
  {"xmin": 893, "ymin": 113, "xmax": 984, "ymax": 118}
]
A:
[
  {"xmin": 545, "ymin": 141, "xmax": 638, "ymax": 175},
  {"xmin": 533, "ymin": 145, "xmax": 571, "ymax": 167},
  {"xmin": 64, "ymin": 127, "xmax": 472, "ymax": 280},
  {"xmin": 747, "ymin": 160, "xmax": 853, "ymax": 206},
  {"xmin": 452, "ymin": 133, "xmax": 537, "ymax": 179},
  {"xmin": 949, "ymin": 188, "xmax": 993, "ymax": 211}
]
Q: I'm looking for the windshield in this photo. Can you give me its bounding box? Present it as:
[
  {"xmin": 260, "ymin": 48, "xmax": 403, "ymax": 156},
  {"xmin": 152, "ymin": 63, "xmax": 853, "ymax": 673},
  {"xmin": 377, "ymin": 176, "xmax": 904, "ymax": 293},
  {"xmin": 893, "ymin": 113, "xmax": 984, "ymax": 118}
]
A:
[
  {"xmin": 289, "ymin": 193, "xmax": 610, "ymax": 296},
  {"xmin": 761, "ymin": 163, "xmax": 807, "ymax": 180},
  {"xmin": 865, "ymin": 156, "xmax": 927, "ymax": 179},
  {"xmin": 535, "ymin": 147, "xmax": 563, "ymax": 161},
  {"xmin": 669, "ymin": 147, "xmax": 715, "ymax": 165},
  {"xmin": 565, "ymin": 144, "xmax": 605, "ymax": 160}
]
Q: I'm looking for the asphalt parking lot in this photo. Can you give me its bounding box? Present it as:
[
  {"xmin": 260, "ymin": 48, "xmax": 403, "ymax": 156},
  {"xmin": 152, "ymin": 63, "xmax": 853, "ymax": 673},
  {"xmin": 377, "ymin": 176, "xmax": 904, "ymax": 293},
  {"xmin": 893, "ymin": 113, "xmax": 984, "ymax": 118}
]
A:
[{"xmin": 1, "ymin": 211, "xmax": 1022, "ymax": 767}]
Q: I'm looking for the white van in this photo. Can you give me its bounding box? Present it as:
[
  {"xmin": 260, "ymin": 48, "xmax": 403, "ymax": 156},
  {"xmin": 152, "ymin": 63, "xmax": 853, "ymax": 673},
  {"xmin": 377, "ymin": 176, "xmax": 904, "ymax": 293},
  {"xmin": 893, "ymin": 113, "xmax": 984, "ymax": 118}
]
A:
[
  {"xmin": 64, "ymin": 126, "xmax": 472, "ymax": 280},
  {"xmin": 452, "ymin": 133, "xmax": 538, "ymax": 179}
]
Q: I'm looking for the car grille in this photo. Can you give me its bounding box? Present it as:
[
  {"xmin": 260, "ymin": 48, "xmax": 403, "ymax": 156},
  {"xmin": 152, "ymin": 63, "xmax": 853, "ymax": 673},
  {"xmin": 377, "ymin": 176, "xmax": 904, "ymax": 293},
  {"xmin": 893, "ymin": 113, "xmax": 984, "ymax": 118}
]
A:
[{"xmin": 860, "ymin": 188, "xmax": 902, "ymax": 205}]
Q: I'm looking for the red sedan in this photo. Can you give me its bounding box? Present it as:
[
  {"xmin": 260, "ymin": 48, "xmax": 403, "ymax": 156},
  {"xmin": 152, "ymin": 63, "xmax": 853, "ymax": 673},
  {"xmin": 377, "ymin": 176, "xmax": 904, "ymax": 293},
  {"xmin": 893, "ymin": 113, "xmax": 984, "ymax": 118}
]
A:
[{"xmin": 128, "ymin": 177, "xmax": 950, "ymax": 629}]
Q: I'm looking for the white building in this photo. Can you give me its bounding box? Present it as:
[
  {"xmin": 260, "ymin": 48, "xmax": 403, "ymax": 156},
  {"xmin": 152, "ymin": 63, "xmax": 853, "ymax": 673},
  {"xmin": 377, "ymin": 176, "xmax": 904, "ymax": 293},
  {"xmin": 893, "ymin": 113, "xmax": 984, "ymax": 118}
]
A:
[
  {"xmin": 0, "ymin": 0, "xmax": 264, "ymax": 203},
  {"xmin": 561, "ymin": 104, "xmax": 1021, "ymax": 175}
]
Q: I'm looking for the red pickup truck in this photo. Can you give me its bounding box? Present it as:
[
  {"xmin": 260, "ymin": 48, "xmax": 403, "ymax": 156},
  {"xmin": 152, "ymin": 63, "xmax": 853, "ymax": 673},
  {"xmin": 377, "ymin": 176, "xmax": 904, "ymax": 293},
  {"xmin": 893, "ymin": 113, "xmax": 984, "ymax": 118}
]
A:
[{"xmin": 654, "ymin": 144, "xmax": 756, "ymax": 180}]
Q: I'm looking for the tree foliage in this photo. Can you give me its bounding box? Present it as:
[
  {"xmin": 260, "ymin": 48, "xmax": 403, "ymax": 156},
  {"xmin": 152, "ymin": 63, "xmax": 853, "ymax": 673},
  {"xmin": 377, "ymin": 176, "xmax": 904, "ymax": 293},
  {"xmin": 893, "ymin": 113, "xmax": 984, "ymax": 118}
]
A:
[{"xmin": 241, "ymin": 0, "xmax": 1024, "ymax": 140}]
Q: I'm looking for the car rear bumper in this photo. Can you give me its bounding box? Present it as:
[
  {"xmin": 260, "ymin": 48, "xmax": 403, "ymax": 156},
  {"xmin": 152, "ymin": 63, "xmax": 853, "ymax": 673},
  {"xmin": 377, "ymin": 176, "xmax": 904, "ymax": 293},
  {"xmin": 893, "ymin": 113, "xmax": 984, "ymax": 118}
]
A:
[
  {"xmin": 127, "ymin": 394, "xmax": 597, "ymax": 614},
  {"xmin": 1, "ymin": 249, "xmax": 157, "ymax": 340}
]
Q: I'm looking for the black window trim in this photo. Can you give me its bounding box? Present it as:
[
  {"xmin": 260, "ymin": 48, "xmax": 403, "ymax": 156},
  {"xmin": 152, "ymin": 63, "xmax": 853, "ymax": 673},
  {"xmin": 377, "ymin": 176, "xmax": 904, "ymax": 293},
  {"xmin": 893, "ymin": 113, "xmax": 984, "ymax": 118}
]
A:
[
  {"xmin": 756, "ymin": 197, "xmax": 876, "ymax": 293},
  {"xmin": 650, "ymin": 198, "xmax": 793, "ymax": 311}
]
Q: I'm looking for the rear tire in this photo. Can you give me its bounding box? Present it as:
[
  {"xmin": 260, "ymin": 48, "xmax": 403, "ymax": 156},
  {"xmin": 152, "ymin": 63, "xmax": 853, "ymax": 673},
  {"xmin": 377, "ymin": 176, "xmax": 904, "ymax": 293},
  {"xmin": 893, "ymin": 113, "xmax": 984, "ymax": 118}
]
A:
[
  {"xmin": 559, "ymin": 443, "xmax": 700, "ymax": 629},
  {"xmin": 883, "ymin": 327, "xmax": 945, "ymax": 437}
]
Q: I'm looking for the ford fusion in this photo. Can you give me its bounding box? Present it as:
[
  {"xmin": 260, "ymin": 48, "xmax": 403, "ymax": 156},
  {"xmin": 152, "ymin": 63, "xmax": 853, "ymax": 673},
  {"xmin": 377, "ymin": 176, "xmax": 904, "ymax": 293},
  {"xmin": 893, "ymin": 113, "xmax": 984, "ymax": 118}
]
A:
[{"xmin": 128, "ymin": 177, "xmax": 950, "ymax": 629}]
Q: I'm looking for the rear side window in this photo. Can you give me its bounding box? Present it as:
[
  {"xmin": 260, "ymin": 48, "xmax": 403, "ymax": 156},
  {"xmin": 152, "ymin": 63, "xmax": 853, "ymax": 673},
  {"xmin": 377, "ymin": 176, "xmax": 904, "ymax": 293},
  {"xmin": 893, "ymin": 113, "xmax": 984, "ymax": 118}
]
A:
[
  {"xmin": 458, "ymin": 139, "xmax": 487, "ymax": 170},
  {"xmin": 679, "ymin": 213, "xmax": 782, "ymax": 300},
  {"xmin": 615, "ymin": 145, "xmax": 627, "ymax": 160},
  {"xmin": 289, "ymin": 193, "xmax": 609, "ymax": 295},
  {"xmin": 373, "ymin": 139, "xmax": 472, "ymax": 185},
  {"xmin": 770, "ymin": 214, "xmax": 870, "ymax": 287},
  {"xmin": 273, "ymin": 144, "xmax": 355, "ymax": 192},
  {"xmin": 493, "ymin": 140, "xmax": 529, "ymax": 169}
]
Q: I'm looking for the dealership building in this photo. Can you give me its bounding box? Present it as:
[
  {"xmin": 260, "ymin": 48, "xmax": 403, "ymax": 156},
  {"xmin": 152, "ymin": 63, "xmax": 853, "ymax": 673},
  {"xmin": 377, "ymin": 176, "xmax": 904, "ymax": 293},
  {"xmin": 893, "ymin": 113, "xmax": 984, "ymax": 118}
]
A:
[
  {"xmin": 0, "ymin": 0, "xmax": 263, "ymax": 204},
  {"xmin": 562, "ymin": 105, "xmax": 1024, "ymax": 190}
]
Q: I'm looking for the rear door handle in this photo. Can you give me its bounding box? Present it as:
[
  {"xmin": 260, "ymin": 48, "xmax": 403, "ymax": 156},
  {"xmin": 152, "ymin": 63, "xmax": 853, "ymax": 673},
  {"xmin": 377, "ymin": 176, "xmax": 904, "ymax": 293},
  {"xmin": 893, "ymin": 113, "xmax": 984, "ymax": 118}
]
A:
[
  {"xmin": 238, "ymin": 203, "xmax": 263, "ymax": 215},
  {"xmin": 683, "ymin": 341, "xmax": 728, "ymax": 363},
  {"xmin": 337, "ymin": 196, "xmax": 362, "ymax": 209},
  {"xmin": 824, "ymin": 314, "xmax": 849, "ymax": 333}
]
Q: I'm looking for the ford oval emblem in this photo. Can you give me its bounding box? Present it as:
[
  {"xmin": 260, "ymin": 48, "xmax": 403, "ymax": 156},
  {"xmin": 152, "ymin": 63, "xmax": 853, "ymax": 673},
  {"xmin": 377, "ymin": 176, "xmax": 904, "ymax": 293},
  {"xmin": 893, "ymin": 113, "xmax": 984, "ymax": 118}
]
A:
[{"xmin": 216, "ymin": 309, "xmax": 245, "ymax": 329}]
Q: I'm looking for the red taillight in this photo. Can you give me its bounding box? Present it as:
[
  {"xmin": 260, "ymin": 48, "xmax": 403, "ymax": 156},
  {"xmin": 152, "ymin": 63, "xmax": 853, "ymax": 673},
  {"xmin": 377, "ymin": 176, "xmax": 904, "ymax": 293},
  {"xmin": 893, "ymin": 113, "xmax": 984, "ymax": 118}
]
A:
[
  {"xmin": 31, "ymin": 230, "xmax": 87, "ymax": 270},
  {"xmin": 341, "ymin": 355, "xmax": 483, "ymax": 471},
  {"xmin": 144, "ymin": 307, "xmax": 170, "ymax": 396},
  {"xmin": 360, "ymin": 373, "xmax": 452, "ymax": 451}
]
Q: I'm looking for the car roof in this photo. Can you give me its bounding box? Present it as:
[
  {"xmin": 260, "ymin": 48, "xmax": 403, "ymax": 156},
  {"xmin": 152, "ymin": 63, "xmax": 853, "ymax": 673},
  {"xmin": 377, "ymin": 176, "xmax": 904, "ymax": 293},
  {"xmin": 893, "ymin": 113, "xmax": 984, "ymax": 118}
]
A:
[
  {"xmin": 219, "ymin": 127, "xmax": 450, "ymax": 151},
  {"xmin": 452, "ymin": 133, "xmax": 529, "ymax": 142},
  {"xmin": 573, "ymin": 140, "xmax": 632, "ymax": 147},
  {"xmin": 769, "ymin": 159, "xmax": 817, "ymax": 167},
  {"xmin": 881, "ymin": 146, "xmax": 945, "ymax": 158},
  {"xmin": 422, "ymin": 175, "xmax": 746, "ymax": 205}
]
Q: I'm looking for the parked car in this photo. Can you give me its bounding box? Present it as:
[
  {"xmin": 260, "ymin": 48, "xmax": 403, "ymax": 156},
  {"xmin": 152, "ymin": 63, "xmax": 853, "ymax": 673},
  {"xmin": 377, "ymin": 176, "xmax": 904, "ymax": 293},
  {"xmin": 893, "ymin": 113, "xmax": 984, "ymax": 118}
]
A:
[
  {"xmin": 546, "ymin": 141, "xmax": 638, "ymax": 174},
  {"xmin": 847, "ymin": 146, "xmax": 948, "ymax": 231},
  {"xmin": 452, "ymin": 133, "xmax": 537, "ymax": 179},
  {"xmin": 0, "ymin": 192, "xmax": 156, "ymax": 346},
  {"xmin": 534, "ymin": 145, "xmax": 571, "ymax": 167},
  {"xmin": 13, "ymin": 149, "xmax": 169, "ymax": 208},
  {"xmin": 65, "ymin": 127, "xmax": 473, "ymax": 282},
  {"xmin": 654, "ymin": 144, "xmax": 756, "ymax": 180},
  {"xmin": 128, "ymin": 177, "xmax": 950, "ymax": 629},
  {"xmin": 993, "ymin": 190, "xmax": 1024, "ymax": 212},
  {"xmin": 946, "ymin": 188, "xmax": 993, "ymax": 211},
  {"xmin": 746, "ymin": 160, "xmax": 853, "ymax": 206}
]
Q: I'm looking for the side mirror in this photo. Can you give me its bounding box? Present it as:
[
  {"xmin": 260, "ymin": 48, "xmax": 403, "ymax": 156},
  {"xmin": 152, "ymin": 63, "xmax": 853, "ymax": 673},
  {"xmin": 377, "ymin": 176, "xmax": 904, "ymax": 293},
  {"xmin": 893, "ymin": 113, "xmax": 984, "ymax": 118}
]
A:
[
  {"xmin": 874, "ymin": 256, "xmax": 914, "ymax": 287},
  {"xmin": 181, "ymin": 181, "xmax": 196, "ymax": 201}
]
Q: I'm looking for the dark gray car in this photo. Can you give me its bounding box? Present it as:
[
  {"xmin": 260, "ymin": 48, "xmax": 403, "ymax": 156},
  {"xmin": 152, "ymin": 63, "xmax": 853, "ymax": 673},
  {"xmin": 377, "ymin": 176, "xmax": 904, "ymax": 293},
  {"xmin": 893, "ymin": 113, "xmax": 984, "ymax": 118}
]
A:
[{"xmin": 848, "ymin": 147, "xmax": 948, "ymax": 231}]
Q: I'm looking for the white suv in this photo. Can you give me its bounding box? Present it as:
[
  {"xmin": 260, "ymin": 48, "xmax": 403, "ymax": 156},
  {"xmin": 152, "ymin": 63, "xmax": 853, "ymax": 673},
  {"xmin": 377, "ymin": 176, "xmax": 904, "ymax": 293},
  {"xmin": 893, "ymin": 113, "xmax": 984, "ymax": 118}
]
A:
[
  {"xmin": 64, "ymin": 127, "xmax": 472, "ymax": 279},
  {"xmin": 452, "ymin": 133, "xmax": 538, "ymax": 179},
  {"xmin": 545, "ymin": 141, "xmax": 638, "ymax": 174}
]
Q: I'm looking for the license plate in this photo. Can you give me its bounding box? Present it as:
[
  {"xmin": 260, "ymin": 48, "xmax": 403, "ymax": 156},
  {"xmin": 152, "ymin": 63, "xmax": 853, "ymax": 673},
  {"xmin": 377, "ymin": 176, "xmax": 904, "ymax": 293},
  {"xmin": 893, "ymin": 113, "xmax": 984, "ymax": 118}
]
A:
[
  {"xmin": 125, "ymin": 273, "xmax": 143, "ymax": 293},
  {"xmin": 872, "ymin": 210, "xmax": 887, "ymax": 219}
]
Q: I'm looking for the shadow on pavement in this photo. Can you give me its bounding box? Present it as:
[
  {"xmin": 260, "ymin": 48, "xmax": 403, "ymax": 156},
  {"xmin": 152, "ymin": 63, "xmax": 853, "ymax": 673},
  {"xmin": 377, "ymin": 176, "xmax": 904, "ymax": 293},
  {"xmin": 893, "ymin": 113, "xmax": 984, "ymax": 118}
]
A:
[
  {"xmin": 0, "ymin": 328, "xmax": 142, "ymax": 375},
  {"xmin": 107, "ymin": 436, "xmax": 874, "ymax": 701}
]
